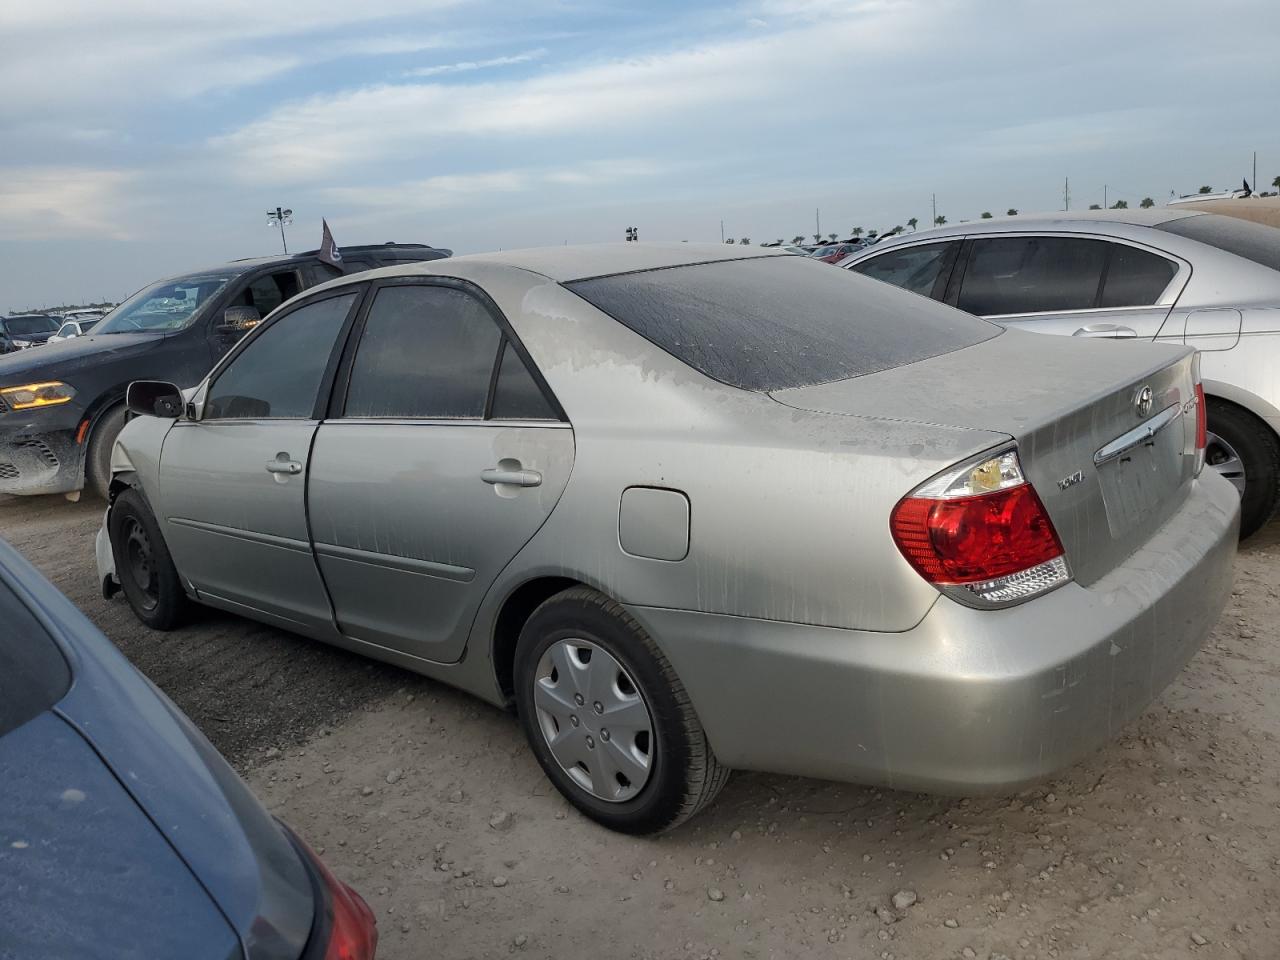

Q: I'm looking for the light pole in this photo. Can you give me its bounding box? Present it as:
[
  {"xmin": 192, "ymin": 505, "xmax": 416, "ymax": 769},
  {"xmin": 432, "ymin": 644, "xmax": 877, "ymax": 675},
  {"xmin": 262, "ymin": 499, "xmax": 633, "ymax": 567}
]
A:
[{"xmin": 267, "ymin": 206, "xmax": 293, "ymax": 254}]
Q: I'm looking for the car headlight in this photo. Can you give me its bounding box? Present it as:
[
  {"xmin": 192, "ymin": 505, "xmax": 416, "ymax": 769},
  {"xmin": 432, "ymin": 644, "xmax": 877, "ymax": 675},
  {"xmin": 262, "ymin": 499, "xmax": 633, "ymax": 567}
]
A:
[
  {"xmin": 11, "ymin": 340, "xmax": 32, "ymax": 349},
  {"xmin": 0, "ymin": 381, "xmax": 77, "ymax": 410}
]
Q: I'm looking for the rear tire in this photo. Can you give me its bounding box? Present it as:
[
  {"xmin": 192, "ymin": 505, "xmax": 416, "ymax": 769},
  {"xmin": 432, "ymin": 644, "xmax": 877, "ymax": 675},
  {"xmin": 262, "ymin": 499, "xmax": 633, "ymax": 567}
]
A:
[
  {"xmin": 108, "ymin": 487, "xmax": 190, "ymax": 630},
  {"xmin": 1207, "ymin": 399, "xmax": 1280, "ymax": 540},
  {"xmin": 85, "ymin": 405, "xmax": 126, "ymax": 501},
  {"xmin": 513, "ymin": 587, "xmax": 729, "ymax": 834}
]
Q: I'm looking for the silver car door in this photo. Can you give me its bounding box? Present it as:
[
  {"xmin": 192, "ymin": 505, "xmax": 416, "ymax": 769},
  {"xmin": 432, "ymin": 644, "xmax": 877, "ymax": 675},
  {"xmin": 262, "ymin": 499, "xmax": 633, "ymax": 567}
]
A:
[
  {"xmin": 954, "ymin": 235, "xmax": 1183, "ymax": 341},
  {"xmin": 307, "ymin": 282, "xmax": 573, "ymax": 663},
  {"xmin": 159, "ymin": 289, "xmax": 362, "ymax": 633}
]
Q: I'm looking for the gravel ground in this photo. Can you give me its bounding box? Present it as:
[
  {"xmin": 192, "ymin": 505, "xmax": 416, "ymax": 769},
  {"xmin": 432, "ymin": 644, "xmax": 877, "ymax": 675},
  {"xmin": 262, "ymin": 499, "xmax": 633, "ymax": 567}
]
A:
[{"xmin": 4, "ymin": 493, "xmax": 1280, "ymax": 960}]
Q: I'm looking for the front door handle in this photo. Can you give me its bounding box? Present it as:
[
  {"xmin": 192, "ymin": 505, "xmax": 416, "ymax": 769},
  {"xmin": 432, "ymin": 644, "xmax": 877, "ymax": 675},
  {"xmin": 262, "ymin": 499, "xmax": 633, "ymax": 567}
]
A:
[
  {"xmin": 1072, "ymin": 323, "xmax": 1138, "ymax": 339},
  {"xmin": 265, "ymin": 454, "xmax": 302, "ymax": 475},
  {"xmin": 481, "ymin": 467, "xmax": 542, "ymax": 487}
]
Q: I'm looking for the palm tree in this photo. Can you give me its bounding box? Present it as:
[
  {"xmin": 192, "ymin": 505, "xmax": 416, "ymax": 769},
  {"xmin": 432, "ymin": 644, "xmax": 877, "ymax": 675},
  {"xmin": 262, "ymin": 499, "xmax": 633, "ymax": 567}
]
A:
[
  {"xmin": 813, "ymin": 233, "xmax": 822, "ymax": 243},
  {"xmin": 1140, "ymin": 197, "xmax": 1155, "ymax": 208},
  {"xmin": 827, "ymin": 232, "xmax": 837, "ymax": 242},
  {"xmin": 1006, "ymin": 208, "xmax": 1018, "ymax": 216},
  {"xmin": 1198, "ymin": 185, "xmax": 1213, "ymax": 194},
  {"xmin": 891, "ymin": 225, "xmax": 904, "ymax": 235},
  {"xmin": 1111, "ymin": 200, "xmax": 1128, "ymax": 209},
  {"xmin": 792, "ymin": 235, "xmax": 805, "ymax": 245},
  {"xmin": 775, "ymin": 238, "xmax": 784, "ymax": 246},
  {"xmin": 907, "ymin": 217, "xmax": 919, "ymax": 231},
  {"xmin": 740, "ymin": 237, "xmax": 750, "ymax": 245},
  {"xmin": 1089, "ymin": 203, "xmax": 1102, "ymax": 210},
  {"xmin": 981, "ymin": 211, "xmax": 993, "ymax": 219},
  {"xmin": 1272, "ymin": 176, "xmax": 1280, "ymax": 194},
  {"xmin": 851, "ymin": 226, "xmax": 864, "ymax": 238},
  {"xmin": 934, "ymin": 215, "xmax": 947, "ymax": 226}
]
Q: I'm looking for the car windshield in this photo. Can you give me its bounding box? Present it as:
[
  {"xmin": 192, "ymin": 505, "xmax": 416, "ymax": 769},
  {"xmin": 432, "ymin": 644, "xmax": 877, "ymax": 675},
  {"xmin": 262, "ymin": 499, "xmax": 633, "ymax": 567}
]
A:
[
  {"xmin": 95, "ymin": 274, "xmax": 233, "ymax": 334},
  {"xmin": 4, "ymin": 316, "xmax": 59, "ymax": 336},
  {"xmin": 1154, "ymin": 214, "xmax": 1280, "ymax": 272},
  {"xmin": 567, "ymin": 255, "xmax": 999, "ymax": 392},
  {"xmin": 812, "ymin": 246, "xmax": 837, "ymax": 256}
]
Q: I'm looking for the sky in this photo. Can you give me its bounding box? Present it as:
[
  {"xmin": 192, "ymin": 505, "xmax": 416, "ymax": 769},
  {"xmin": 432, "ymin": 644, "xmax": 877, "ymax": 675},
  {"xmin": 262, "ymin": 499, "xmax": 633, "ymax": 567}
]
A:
[{"xmin": 2, "ymin": 0, "xmax": 1279, "ymax": 310}]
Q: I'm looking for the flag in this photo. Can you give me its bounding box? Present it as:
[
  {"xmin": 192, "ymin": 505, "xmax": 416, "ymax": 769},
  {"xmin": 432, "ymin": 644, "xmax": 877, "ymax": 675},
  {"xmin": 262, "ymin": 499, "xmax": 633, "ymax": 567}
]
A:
[{"xmin": 318, "ymin": 219, "xmax": 343, "ymax": 268}]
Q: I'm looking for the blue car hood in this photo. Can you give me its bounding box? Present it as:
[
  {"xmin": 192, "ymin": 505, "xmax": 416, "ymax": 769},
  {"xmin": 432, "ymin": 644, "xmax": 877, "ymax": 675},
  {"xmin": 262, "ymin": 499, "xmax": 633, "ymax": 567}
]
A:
[
  {"xmin": 4, "ymin": 540, "xmax": 314, "ymax": 960},
  {"xmin": 0, "ymin": 711, "xmax": 239, "ymax": 960}
]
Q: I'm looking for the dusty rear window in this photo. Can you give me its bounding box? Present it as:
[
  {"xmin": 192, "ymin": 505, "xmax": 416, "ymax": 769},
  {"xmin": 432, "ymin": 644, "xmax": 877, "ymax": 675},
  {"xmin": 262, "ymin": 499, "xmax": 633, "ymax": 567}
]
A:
[
  {"xmin": 566, "ymin": 255, "xmax": 998, "ymax": 391},
  {"xmin": 0, "ymin": 579, "xmax": 71, "ymax": 738},
  {"xmin": 1154, "ymin": 214, "xmax": 1280, "ymax": 272}
]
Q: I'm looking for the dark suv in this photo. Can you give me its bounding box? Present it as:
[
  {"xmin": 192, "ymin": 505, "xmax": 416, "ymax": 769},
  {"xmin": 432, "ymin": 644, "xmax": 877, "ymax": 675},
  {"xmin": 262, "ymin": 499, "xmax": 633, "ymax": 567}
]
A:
[
  {"xmin": 0, "ymin": 242, "xmax": 449, "ymax": 498},
  {"xmin": 0, "ymin": 315, "xmax": 62, "ymax": 353}
]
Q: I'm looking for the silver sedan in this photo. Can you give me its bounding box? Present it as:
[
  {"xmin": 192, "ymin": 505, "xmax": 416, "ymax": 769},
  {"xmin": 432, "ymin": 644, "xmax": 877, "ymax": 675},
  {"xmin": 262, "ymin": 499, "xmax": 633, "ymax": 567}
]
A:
[
  {"xmin": 840, "ymin": 208, "xmax": 1280, "ymax": 537},
  {"xmin": 97, "ymin": 243, "xmax": 1238, "ymax": 833}
]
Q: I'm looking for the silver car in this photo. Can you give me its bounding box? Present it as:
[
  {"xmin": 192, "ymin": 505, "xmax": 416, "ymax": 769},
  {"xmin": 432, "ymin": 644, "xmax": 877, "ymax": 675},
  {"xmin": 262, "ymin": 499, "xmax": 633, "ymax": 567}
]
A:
[
  {"xmin": 97, "ymin": 244, "xmax": 1238, "ymax": 834},
  {"xmin": 839, "ymin": 209, "xmax": 1280, "ymax": 537}
]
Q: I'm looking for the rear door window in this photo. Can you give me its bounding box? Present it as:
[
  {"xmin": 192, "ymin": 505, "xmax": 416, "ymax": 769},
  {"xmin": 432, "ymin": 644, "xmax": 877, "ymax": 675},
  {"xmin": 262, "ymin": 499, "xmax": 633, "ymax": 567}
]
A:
[
  {"xmin": 1098, "ymin": 244, "xmax": 1178, "ymax": 307},
  {"xmin": 236, "ymin": 270, "xmax": 301, "ymax": 318},
  {"xmin": 957, "ymin": 236, "xmax": 1109, "ymax": 316},
  {"xmin": 848, "ymin": 241, "xmax": 959, "ymax": 298},
  {"xmin": 0, "ymin": 578, "xmax": 71, "ymax": 738},
  {"xmin": 489, "ymin": 341, "xmax": 559, "ymax": 420},
  {"xmin": 567, "ymin": 256, "xmax": 998, "ymax": 392},
  {"xmin": 343, "ymin": 285, "xmax": 502, "ymax": 419}
]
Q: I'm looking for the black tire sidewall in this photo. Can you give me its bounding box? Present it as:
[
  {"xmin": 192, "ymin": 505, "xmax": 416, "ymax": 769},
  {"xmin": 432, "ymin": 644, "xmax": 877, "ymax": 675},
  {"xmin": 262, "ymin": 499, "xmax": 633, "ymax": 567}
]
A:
[
  {"xmin": 514, "ymin": 594, "xmax": 694, "ymax": 834},
  {"xmin": 86, "ymin": 405, "xmax": 126, "ymax": 501},
  {"xmin": 108, "ymin": 488, "xmax": 187, "ymax": 630},
  {"xmin": 1207, "ymin": 401, "xmax": 1280, "ymax": 539}
]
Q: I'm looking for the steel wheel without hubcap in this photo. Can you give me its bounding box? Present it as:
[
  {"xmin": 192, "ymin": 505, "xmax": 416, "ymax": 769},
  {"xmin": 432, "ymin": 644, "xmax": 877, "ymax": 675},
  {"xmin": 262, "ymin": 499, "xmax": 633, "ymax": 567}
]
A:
[
  {"xmin": 533, "ymin": 638, "xmax": 654, "ymax": 802},
  {"xmin": 122, "ymin": 516, "xmax": 159, "ymax": 612},
  {"xmin": 1206, "ymin": 430, "xmax": 1247, "ymax": 497}
]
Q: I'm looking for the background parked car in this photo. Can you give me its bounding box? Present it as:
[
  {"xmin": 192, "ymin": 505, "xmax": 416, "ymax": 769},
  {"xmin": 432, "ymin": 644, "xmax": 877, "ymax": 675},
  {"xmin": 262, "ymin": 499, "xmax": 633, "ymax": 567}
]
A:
[
  {"xmin": 0, "ymin": 314, "xmax": 61, "ymax": 352},
  {"xmin": 0, "ymin": 535, "xmax": 377, "ymax": 960},
  {"xmin": 808, "ymin": 241, "xmax": 861, "ymax": 263},
  {"xmin": 0, "ymin": 242, "xmax": 450, "ymax": 500},
  {"xmin": 841, "ymin": 208, "xmax": 1280, "ymax": 537},
  {"xmin": 99, "ymin": 243, "xmax": 1235, "ymax": 835},
  {"xmin": 48, "ymin": 317, "xmax": 102, "ymax": 342}
]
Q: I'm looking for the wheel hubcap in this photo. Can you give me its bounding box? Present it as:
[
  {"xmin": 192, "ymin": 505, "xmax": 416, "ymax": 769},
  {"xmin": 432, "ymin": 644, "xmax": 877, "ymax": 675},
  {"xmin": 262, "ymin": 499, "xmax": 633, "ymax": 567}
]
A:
[
  {"xmin": 533, "ymin": 639, "xmax": 654, "ymax": 802},
  {"xmin": 123, "ymin": 517, "xmax": 159, "ymax": 611},
  {"xmin": 1205, "ymin": 430, "xmax": 1246, "ymax": 497}
]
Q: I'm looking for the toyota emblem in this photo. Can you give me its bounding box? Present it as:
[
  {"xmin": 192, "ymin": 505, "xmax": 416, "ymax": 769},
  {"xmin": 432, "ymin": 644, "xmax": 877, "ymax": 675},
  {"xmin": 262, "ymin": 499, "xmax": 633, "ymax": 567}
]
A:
[{"xmin": 1134, "ymin": 385, "xmax": 1153, "ymax": 418}]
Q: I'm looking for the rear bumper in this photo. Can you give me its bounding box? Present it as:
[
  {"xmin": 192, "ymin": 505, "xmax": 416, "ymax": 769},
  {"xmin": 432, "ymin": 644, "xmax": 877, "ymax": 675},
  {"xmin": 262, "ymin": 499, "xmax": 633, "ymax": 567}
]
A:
[{"xmin": 630, "ymin": 471, "xmax": 1239, "ymax": 793}]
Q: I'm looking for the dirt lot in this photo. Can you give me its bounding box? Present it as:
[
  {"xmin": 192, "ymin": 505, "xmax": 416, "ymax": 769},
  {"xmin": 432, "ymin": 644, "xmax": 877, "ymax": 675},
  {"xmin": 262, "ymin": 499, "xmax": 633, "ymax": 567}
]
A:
[{"xmin": 4, "ymin": 493, "xmax": 1280, "ymax": 960}]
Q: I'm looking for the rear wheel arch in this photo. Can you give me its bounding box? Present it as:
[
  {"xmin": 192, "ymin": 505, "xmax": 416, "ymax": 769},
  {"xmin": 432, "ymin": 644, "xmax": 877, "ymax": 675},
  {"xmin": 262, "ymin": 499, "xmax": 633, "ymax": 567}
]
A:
[{"xmin": 491, "ymin": 576, "xmax": 583, "ymax": 700}]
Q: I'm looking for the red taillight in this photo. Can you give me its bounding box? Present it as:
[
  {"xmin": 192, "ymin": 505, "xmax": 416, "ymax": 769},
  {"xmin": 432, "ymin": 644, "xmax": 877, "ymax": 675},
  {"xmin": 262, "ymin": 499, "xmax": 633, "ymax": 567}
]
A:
[
  {"xmin": 289, "ymin": 828, "xmax": 378, "ymax": 960},
  {"xmin": 890, "ymin": 447, "xmax": 1070, "ymax": 605},
  {"xmin": 1194, "ymin": 381, "xmax": 1207, "ymax": 452}
]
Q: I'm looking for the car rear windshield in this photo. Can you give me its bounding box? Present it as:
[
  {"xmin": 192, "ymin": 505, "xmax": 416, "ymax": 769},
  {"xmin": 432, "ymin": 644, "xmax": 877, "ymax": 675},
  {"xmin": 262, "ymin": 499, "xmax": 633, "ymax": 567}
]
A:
[
  {"xmin": 0, "ymin": 578, "xmax": 71, "ymax": 738},
  {"xmin": 1154, "ymin": 214, "xmax": 1280, "ymax": 272},
  {"xmin": 566, "ymin": 255, "xmax": 998, "ymax": 391}
]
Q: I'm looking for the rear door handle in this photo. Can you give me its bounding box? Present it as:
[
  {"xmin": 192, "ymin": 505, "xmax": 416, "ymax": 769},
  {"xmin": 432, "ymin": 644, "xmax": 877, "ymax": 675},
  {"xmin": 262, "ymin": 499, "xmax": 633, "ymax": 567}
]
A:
[
  {"xmin": 1072, "ymin": 323, "xmax": 1138, "ymax": 339},
  {"xmin": 481, "ymin": 467, "xmax": 542, "ymax": 487},
  {"xmin": 265, "ymin": 455, "xmax": 302, "ymax": 475}
]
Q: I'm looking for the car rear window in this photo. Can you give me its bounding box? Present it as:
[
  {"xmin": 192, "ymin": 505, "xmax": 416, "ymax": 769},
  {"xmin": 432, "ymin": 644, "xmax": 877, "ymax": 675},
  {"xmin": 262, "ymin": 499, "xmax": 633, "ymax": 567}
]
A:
[
  {"xmin": 1154, "ymin": 214, "xmax": 1280, "ymax": 272},
  {"xmin": 566, "ymin": 256, "xmax": 998, "ymax": 391},
  {"xmin": 0, "ymin": 578, "xmax": 71, "ymax": 738}
]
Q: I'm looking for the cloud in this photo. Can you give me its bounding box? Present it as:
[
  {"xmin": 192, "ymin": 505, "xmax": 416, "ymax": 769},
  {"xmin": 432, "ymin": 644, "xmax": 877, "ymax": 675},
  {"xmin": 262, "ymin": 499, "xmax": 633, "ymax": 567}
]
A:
[
  {"xmin": 404, "ymin": 48, "xmax": 547, "ymax": 77},
  {"xmin": 0, "ymin": 167, "xmax": 135, "ymax": 240}
]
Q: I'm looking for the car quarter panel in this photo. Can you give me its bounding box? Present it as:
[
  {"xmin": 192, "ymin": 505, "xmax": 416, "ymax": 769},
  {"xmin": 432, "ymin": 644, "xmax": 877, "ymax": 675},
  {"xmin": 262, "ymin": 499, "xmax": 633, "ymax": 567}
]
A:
[{"xmin": 625, "ymin": 468, "xmax": 1238, "ymax": 789}]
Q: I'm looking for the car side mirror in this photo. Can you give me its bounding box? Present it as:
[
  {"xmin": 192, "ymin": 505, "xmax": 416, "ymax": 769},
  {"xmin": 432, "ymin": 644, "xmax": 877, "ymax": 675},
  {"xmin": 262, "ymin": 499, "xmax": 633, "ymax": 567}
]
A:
[
  {"xmin": 217, "ymin": 305, "xmax": 261, "ymax": 335},
  {"xmin": 127, "ymin": 380, "xmax": 185, "ymax": 419}
]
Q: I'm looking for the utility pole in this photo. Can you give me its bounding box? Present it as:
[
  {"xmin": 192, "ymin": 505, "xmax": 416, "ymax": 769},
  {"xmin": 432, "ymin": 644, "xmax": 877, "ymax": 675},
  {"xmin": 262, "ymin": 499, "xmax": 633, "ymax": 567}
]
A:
[
  {"xmin": 815, "ymin": 207, "xmax": 820, "ymax": 239},
  {"xmin": 720, "ymin": 220, "xmax": 724, "ymax": 244},
  {"xmin": 1104, "ymin": 185, "xmax": 1108, "ymax": 209},
  {"xmin": 266, "ymin": 206, "xmax": 293, "ymax": 254},
  {"xmin": 1063, "ymin": 178, "xmax": 1070, "ymax": 211},
  {"xmin": 1253, "ymin": 151, "xmax": 1257, "ymax": 192},
  {"xmin": 931, "ymin": 193, "xmax": 936, "ymax": 226}
]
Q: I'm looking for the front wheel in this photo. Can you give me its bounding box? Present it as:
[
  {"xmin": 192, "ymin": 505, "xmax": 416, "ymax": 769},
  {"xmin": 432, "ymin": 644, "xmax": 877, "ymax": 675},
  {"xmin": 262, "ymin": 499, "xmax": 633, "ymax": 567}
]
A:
[
  {"xmin": 513, "ymin": 587, "xmax": 729, "ymax": 834},
  {"xmin": 1206, "ymin": 400, "xmax": 1280, "ymax": 540},
  {"xmin": 108, "ymin": 487, "xmax": 191, "ymax": 630}
]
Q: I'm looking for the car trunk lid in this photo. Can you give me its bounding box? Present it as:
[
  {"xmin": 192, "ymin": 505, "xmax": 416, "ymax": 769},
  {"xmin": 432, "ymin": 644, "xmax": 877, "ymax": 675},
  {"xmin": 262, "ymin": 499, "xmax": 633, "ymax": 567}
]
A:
[{"xmin": 771, "ymin": 328, "xmax": 1200, "ymax": 587}]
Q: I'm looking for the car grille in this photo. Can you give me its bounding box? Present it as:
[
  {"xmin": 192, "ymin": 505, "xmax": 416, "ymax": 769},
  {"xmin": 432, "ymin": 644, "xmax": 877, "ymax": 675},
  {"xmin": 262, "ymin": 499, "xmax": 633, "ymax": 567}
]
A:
[
  {"xmin": 0, "ymin": 463, "xmax": 18, "ymax": 480},
  {"xmin": 0, "ymin": 394, "xmax": 8, "ymax": 414},
  {"xmin": 23, "ymin": 440, "xmax": 59, "ymax": 468}
]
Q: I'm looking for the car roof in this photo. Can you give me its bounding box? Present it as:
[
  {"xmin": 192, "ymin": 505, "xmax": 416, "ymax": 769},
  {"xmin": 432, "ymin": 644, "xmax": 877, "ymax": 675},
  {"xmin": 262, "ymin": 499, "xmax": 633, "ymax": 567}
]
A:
[
  {"xmin": 852, "ymin": 208, "xmax": 1209, "ymax": 250},
  {"xmin": 443, "ymin": 242, "xmax": 787, "ymax": 282},
  {"xmin": 168, "ymin": 242, "xmax": 448, "ymax": 283}
]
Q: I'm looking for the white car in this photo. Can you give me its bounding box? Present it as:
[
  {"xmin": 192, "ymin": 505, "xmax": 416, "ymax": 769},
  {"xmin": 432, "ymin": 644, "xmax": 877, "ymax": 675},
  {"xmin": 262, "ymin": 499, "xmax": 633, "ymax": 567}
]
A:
[{"xmin": 48, "ymin": 317, "xmax": 102, "ymax": 342}]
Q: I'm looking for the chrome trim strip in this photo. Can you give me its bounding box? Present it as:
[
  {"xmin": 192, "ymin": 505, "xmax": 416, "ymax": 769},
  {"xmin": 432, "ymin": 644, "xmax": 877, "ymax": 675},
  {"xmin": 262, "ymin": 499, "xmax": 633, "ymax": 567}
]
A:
[
  {"xmin": 313, "ymin": 541, "xmax": 476, "ymax": 582},
  {"xmin": 167, "ymin": 517, "xmax": 313, "ymax": 553},
  {"xmin": 1093, "ymin": 403, "xmax": 1181, "ymax": 466}
]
